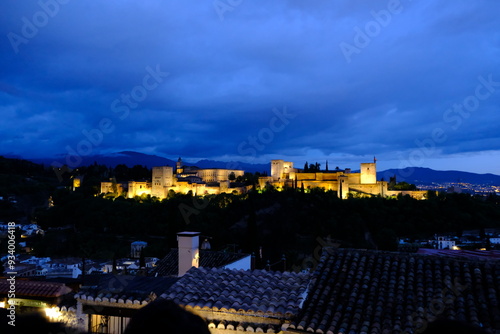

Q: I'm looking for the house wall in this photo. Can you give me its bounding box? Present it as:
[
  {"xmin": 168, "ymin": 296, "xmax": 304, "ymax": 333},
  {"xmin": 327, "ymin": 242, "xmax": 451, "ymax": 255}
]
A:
[
  {"xmin": 223, "ymin": 256, "xmax": 252, "ymax": 271},
  {"xmin": 349, "ymin": 182, "xmax": 387, "ymax": 196},
  {"xmin": 196, "ymin": 169, "xmax": 244, "ymax": 183},
  {"xmin": 386, "ymin": 190, "xmax": 428, "ymax": 200},
  {"xmin": 89, "ymin": 314, "xmax": 131, "ymax": 334},
  {"xmin": 101, "ymin": 182, "xmax": 125, "ymax": 195},
  {"xmin": 437, "ymin": 239, "xmax": 455, "ymax": 250},
  {"xmin": 127, "ymin": 181, "xmax": 152, "ymax": 198}
]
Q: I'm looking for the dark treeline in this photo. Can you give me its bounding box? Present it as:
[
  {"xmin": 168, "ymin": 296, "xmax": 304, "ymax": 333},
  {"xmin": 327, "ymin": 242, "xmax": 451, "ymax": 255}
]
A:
[
  {"xmin": 33, "ymin": 187, "xmax": 500, "ymax": 270},
  {"xmin": 0, "ymin": 157, "xmax": 57, "ymax": 222},
  {"xmin": 0, "ymin": 157, "xmax": 152, "ymax": 221},
  {"xmin": 2, "ymin": 157, "xmax": 500, "ymax": 270}
]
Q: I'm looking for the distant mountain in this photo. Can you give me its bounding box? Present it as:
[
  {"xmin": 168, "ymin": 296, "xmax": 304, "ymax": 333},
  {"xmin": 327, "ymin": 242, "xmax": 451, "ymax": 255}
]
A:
[
  {"xmin": 31, "ymin": 151, "xmax": 178, "ymax": 169},
  {"xmin": 27, "ymin": 151, "xmax": 270, "ymax": 173},
  {"xmin": 18, "ymin": 152, "xmax": 500, "ymax": 184},
  {"xmin": 378, "ymin": 167, "xmax": 500, "ymax": 185}
]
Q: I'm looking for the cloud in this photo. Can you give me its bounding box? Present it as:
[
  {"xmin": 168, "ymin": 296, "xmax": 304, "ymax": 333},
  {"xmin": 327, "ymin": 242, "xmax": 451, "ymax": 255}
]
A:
[{"xmin": 1, "ymin": 0, "xmax": 499, "ymax": 173}]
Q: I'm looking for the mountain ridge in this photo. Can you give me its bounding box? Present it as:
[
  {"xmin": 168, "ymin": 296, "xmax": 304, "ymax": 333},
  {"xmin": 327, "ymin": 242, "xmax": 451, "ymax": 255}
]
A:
[
  {"xmin": 379, "ymin": 167, "xmax": 500, "ymax": 185},
  {"xmin": 5, "ymin": 151, "xmax": 500, "ymax": 185}
]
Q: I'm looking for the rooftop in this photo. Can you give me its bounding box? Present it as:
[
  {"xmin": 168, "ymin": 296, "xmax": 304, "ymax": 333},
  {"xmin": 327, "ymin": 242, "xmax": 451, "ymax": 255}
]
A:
[
  {"xmin": 75, "ymin": 274, "xmax": 178, "ymax": 306},
  {"xmin": 151, "ymin": 249, "xmax": 250, "ymax": 277},
  {"xmin": 289, "ymin": 248, "xmax": 500, "ymax": 334},
  {"xmin": 417, "ymin": 248, "xmax": 500, "ymax": 260},
  {"xmin": 161, "ymin": 267, "xmax": 310, "ymax": 318},
  {"xmin": 0, "ymin": 279, "xmax": 72, "ymax": 298}
]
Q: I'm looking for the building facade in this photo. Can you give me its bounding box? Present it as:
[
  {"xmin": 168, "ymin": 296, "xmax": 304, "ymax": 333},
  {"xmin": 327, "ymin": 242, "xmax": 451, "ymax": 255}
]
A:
[
  {"xmin": 100, "ymin": 158, "xmax": 246, "ymax": 199},
  {"xmin": 260, "ymin": 159, "xmax": 387, "ymax": 199},
  {"xmin": 260, "ymin": 159, "xmax": 427, "ymax": 199}
]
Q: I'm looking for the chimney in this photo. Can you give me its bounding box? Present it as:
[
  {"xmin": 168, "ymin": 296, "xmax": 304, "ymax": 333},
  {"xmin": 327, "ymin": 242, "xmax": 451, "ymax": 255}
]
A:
[{"xmin": 177, "ymin": 231, "xmax": 200, "ymax": 276}]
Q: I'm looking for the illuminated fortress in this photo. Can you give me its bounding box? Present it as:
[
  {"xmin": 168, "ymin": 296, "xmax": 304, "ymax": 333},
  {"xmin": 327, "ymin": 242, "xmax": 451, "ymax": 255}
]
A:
[
  {"xmin": 101, "ymin": 158, "xmax": 247, "ymax": 198},
  {"xmin": 101, "ymin": 157, "xmax": 427, "ymax": 199},
  {"xmin": 258, "ymin": 159, "xmax": 427, "ymax": 199}
]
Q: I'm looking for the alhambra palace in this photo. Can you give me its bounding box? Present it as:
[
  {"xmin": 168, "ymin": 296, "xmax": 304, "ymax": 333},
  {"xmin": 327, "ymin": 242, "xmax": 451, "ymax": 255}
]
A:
[{"xmin": 100, "ymin": 158, "xmax": 427, "ymax": 199}]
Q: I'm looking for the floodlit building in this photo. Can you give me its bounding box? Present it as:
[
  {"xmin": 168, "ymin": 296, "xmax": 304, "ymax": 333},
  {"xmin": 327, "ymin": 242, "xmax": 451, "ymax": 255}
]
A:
[
  {"xmin": 101, "ymin": 157, "xmax": 427, "ymax": 199},
  {"xmin": 100, "ymin": 158, "xmax": 247, "ymax": 199},
  {"xmin": 260, "ymin": 159, "xmax": 428, "ymax": 199}
]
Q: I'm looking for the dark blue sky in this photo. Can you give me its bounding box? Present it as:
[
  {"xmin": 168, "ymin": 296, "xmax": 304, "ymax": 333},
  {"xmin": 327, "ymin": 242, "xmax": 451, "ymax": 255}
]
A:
[{"xmin": 1, "ymin": 1, "xmax": 500, "ymax": 174}]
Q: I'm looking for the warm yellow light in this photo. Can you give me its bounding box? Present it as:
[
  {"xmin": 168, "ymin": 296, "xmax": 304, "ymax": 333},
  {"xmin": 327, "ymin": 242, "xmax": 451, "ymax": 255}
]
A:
[
  {"xmin": 44, "ymin": 307, "xmax": 61, "ymax": 320},
  {"xmin": 0, "ymin": 301, "xmax": 5, "ymax": 308},
  {"xmin": 451, "ymin": 246, "xmax": 460, "ymax": 250}
]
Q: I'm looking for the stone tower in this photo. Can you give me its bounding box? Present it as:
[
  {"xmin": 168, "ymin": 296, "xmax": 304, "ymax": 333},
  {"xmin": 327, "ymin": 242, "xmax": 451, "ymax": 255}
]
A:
[
  {"xmin": 360, "ymin": 163, "xmax": 376, "ymax": 184},
  {"xmin": 152, "ymin": 166, "xmax": 174, "ymax": 198},
  {"xmin": 176, "ymin": 157, "xmax": 183, "ymax": 174}
]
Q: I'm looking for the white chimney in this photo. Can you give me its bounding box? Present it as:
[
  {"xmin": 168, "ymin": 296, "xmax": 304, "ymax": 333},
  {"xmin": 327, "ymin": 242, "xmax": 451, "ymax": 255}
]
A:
[{"xmin": 177, "ymin": 231, "xmax": 200, "ymax": 276}]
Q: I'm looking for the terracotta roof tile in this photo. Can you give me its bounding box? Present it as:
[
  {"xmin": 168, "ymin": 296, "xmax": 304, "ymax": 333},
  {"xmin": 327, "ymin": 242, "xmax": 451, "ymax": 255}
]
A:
[
  {"xmin": 292, "ymin": 248, "xmax": 500, "ymax": 334},
  {"xmin": 0, "ymin": 279, "xmax": 72, "ymax": 298},
  {"xmin": 75, "ymin": 274, "xmax": 178, "ymax": 304},
  {"xmin": 161, "ymin": 267, "xmax": 310, "ymax": 318}
]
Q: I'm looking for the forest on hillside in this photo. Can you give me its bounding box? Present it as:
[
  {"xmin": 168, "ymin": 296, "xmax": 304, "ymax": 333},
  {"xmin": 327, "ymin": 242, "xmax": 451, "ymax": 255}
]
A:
[
  {"xmin": 1, "ymin": 157, "xmax": 500, "ymax": 270},
  {"xmin": 30, "ymin": 188, "xmax": 500, "ymax": 269}
]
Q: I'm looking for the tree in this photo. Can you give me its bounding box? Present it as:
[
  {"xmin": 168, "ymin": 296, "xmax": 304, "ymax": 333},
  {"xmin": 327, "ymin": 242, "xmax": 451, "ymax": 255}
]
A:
[
  {"xmin": 112, "ymin": 255, "xmax": 118, "ymax": 274},
  {"xmin": 390, "ymin": 182, "xmax": 417, "ymax": 191},
  {"xmin": 304, "ymin": 162, "xmax": 309, "ymax": 172},
  {"xmin": 139, "ymin": 248, "xmax": 146, "ymax": 268},
  {"xmin": 374, "ymin": 228, "xmax": 398, "ymax": 251},
  {"xmin": 228, "ymin": 172, "xmax": 236, "ymax": 181},
  {"xmin": 308, "ymin": 163, "xmax": 320, "ymax": 172}
]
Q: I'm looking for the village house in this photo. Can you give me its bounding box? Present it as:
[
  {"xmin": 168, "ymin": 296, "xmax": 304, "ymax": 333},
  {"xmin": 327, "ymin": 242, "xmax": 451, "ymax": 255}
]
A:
[{"xmin": 71, "ymin": 234, "xmax": 500, "ymax": 334}]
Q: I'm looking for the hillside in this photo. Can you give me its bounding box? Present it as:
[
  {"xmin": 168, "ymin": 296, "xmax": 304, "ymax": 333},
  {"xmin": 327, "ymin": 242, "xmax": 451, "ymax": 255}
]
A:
[
  {"xmin": 379, "ymin": 167, "xmax": 500, "ymax": 185},
  {"xmin": 7, "ymin": 151, "xmax": 500, "ymax": 185},
  {"xmin": 29, "ymin": 151, "xmax": 270, "ymax": 173}
]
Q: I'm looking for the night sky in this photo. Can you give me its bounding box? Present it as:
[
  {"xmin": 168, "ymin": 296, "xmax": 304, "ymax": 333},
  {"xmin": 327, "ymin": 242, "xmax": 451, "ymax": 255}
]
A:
[{"xmin": 1, "ymin": 1, "xmax": 500, "ymax": 174}]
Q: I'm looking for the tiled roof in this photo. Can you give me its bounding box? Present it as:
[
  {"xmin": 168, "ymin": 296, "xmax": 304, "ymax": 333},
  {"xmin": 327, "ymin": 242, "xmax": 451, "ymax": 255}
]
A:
[
  {"xmin": 418, "ymin": 248, "xmax": 500, "ymax": 260},
  {"xmin": 75, "ymin": 274, "xmax": 178, "ymax": 306},
  {"xmin": 207, "ymin": 319, "xmax": 282, "ymax": 333},
  {"xmin": 0, "ymin": 279, "xmax": 72, "ymax": 298},
  {"xmin": 161, "ymin": 267, "xmax": 310, "ymax": 318},
  {"xmin": 152, "ymin": 249, "xmax": 250, "ymax": 276},
  {"xmin": 290, "ymin": 248, "xmax": 500, "ymax": 334}
]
